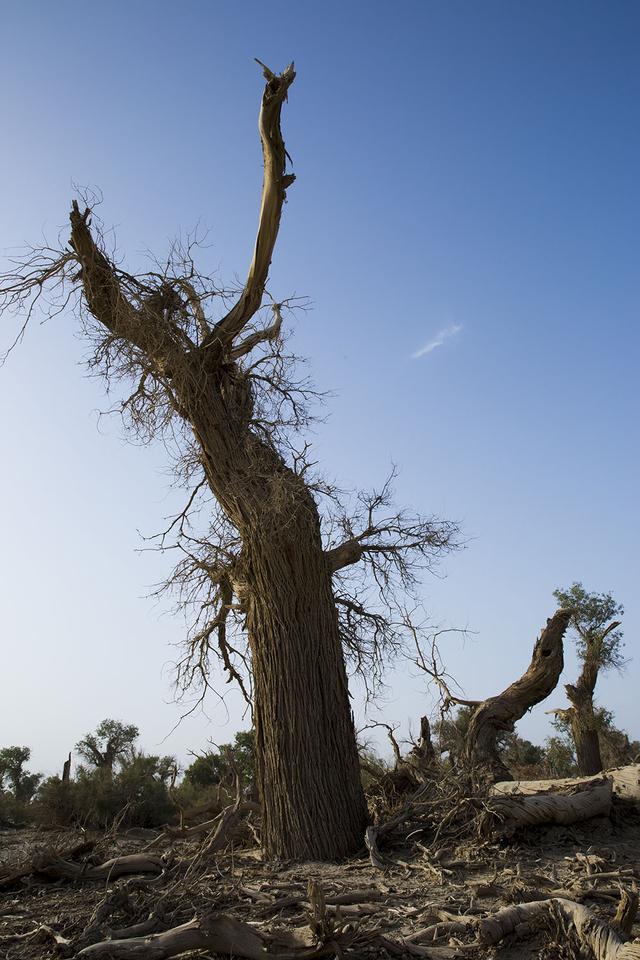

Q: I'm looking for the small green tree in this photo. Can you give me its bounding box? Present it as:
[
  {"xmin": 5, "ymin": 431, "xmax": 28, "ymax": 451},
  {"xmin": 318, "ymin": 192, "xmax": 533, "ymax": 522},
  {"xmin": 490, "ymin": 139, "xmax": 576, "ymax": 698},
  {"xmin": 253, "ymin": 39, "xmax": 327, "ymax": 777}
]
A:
[
  {"xmin": 184, "ymin": 730, "xmax": 256, "ymax": 789},
  {"xmin": 436, "ymin": 706, "xmax": 474, "ymax": 765},
  {"xmin": 0, "ymin": 746, "xmax": 41, "ymax": 804},
  {"xmin": 76, "ymin": 720, "xmax": 140, "ymax": 781},
  {"xmin": 544, "ymin": 735, "xmax": 577, "ymax": 777},
  {"xmin": 552, "ymin": 583, "xmax": 624, "ymax": 775}
]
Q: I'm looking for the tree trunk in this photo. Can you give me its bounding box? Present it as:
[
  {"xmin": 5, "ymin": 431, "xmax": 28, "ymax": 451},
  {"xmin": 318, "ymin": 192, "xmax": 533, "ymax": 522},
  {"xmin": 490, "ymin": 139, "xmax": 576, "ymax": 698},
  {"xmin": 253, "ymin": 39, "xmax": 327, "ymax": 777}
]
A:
[
  {"xmin": 464, "ymin": 609, "xmax": 572, "ymax": 781},
  {"xmin": 244, "ymin": 500, "xmax": 368, "ymax": 859},
  {"xmin": 176, "ymin": 354, "xmax": 369, "ymax": 860},
  {"xmin": 564, "ymin": 643, "xmax": 605, "ymax": 775},
  {"xmin": 571, "ymin": 708, "xmax": 603, "ymax": 775}
]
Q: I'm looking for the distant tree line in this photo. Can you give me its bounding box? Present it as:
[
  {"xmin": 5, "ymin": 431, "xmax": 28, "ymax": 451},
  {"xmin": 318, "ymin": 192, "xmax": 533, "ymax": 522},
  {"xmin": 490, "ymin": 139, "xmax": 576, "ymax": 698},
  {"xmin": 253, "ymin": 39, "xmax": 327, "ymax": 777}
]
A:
[
  {"xmin": 2, "ymin": 664, "xmax": 637, "ymax": 832},
  {"xmin": 0, "ymin": 722, "xmax": 257, "ymax": 830}
]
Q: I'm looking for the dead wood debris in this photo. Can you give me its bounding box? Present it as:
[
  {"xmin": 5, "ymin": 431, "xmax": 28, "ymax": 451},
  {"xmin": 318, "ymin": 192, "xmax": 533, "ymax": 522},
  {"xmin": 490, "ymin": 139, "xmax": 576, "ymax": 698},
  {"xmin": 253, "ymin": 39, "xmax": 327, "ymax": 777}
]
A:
[{"xmin": 2, "ymin": 771, "xmax": 640, "ymax": 960}]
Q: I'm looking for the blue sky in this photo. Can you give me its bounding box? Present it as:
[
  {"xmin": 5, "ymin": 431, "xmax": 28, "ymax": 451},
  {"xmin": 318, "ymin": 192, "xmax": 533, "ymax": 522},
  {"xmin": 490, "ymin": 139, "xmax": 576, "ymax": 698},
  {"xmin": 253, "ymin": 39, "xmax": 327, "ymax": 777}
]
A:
[{"xmin": 1, "ymin": 1, "xmax": 638, "ymax": 775}]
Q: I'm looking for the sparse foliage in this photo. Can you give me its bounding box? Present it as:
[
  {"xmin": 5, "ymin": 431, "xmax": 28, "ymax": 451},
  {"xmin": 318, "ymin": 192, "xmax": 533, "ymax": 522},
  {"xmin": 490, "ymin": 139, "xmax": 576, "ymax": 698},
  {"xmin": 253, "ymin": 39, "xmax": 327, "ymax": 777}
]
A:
[
  {"xmin": 551, "ymin": 583, "xmax": 625, "ymax": 775},
  {"xmin": 184, "ymin": 730, "xmax": 255, "ymax": 789},
  {"xmin": 0, "ymin": 746, "xmax": 41, "ymax": 820},
  {"xmin": 76, "ymin": 719, "xmax": 140, "ymax": 779}
]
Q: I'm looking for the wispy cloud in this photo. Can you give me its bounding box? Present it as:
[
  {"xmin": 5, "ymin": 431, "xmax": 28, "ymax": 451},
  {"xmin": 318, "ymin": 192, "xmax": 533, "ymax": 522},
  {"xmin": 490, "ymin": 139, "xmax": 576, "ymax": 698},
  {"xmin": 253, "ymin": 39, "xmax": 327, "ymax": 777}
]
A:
[{"xmin": 412, "ymin": 323, "xmax": 462, "ymax": 359}]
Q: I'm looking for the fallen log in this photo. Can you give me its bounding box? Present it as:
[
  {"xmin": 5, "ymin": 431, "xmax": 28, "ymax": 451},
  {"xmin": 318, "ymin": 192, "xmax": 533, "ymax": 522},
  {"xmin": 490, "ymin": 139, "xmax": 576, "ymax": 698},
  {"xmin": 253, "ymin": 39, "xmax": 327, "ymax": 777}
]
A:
[
  {"xmin": 492, "ymin": 764, "xmax": 640, "ymax": 803},
  {"xmin": 485, "ymin": 778, "xmax": 612, "ymax": 836},
  {"xmin": 76, "ymin": 914, "xmax": 267, "ymax": 959},
  {"xmin": 77, "ymin": 912, "xmax": 348, "ymax": 959},
  {"xmin": 0, "ymin": 837, "xmax": 95, "ymax": 889},
  {"xmin": 31, "ymin": 851, "xmax": 163, "ymax": 882},
  {"xmin": 478, "ymin": 897, "xmax": 640, "ymax": 958},
  {"xmin": 164, "ymin": 799, "xmax": 260, "ymax": 841},
  {"xmin": 613, "ymin": 888, "xmax": 639, "ymax": 938}
]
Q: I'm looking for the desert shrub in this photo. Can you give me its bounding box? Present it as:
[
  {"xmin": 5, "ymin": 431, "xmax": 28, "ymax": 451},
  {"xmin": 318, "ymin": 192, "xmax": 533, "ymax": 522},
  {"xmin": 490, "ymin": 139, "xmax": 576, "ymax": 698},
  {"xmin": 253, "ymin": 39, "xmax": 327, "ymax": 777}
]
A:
[
  {"xmin": 544, "ymin": 736, "xmax": 578, "ymax": 777},
  {"xmin": 34, "ymin": 754, "xmax": 176, "ymax": 829},
  {"xmin": 0, "ymin": 746, "xmax": 42, "ymax": 824}
]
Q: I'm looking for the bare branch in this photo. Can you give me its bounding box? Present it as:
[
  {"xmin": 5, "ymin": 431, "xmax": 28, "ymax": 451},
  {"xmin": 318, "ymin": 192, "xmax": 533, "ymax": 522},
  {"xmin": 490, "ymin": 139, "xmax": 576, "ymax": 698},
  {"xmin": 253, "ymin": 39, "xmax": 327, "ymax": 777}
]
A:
[
  {"xmin": 203, "ymin": 63, "xmax": 296, "ymax": 352},
  {"xmin": 231, "ymin": 302, "xmax": 283, "ymax": 359},
  {"xmin": 325, "ymin": 471, "xmax": 459, "ymax": 583}
]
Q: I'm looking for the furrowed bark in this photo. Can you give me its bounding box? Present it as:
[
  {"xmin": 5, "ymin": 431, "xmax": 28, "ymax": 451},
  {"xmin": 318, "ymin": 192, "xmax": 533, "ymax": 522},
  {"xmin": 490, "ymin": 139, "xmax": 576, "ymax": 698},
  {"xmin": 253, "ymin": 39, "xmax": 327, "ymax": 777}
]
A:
[
  {"xmin": 561, "ymin": 619, "xmax": 621, "ymax": 776},
  {"xmin": 243, "ymin": 482, "xmax": 368, "ymax": 858},
  {"xmin": 565, "ymin": 653, "xmax": 606, "ymax": 774},
  {"xmin": 464, "ymin": 608, "xmax": 572, "ymax": 780}
]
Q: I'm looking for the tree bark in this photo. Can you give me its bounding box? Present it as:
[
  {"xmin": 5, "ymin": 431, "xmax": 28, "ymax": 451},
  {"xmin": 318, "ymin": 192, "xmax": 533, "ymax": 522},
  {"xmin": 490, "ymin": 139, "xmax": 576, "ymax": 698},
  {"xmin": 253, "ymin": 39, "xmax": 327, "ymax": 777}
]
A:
[
  {"xmin": 491, "ymin": 763, "xmax": 640, "ymax": 802},
  {"xmin": 238, "ymin": 473, "xmax": 368, "ymax": 859},
  {"xmin": 464, "ymin": 609, "xmax": 572, "ymax": 780},
  {"xmin": 31, "ymin": 852, "xmax": 163, "ymax": 882},
  {"xmin": 77, "ymin": 914, "xmax": 268, "ymax": 960},
  {"xmin": 485, "ymin": 778, "xmax": 612, "ymax": 837},
  {"xmin": 560, "ymin": 617, "xmax": 621, "ymax": 776},
  {"xmin": 170, "ymin": 330, "xmax": 368, "ymax": 860},
  {"xmin": 565, "ymin": 654, "xmax": 604, "ymax": 774},
  {"xmin": 571, "ymin": 711, "xmax": 603, "ymax": 775},
  {"xmin": 479, "ymin": 898, "xmax": 640, "ymax": 958}
]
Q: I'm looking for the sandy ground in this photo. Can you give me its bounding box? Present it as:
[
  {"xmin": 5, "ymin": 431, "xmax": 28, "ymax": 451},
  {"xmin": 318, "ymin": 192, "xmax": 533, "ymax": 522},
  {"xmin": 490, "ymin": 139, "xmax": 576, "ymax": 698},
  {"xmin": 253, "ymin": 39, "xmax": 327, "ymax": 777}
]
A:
[{"xmin": 1, "ymin": 807, "xmax": 639, "ymax": 959}]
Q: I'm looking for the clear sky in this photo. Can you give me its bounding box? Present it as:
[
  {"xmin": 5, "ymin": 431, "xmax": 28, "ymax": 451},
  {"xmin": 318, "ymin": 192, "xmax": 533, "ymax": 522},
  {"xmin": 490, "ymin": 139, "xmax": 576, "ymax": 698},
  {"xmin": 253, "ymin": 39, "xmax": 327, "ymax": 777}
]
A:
[{"xmin": 1, "ymin": 0, "xmax": 638, "ymax": 776}]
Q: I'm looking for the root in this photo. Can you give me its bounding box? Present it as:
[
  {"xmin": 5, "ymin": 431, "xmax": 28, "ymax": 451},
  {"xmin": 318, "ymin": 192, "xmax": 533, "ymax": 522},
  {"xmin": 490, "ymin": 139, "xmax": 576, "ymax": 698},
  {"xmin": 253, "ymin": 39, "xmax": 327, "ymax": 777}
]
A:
[
  {"xmin": 76, "ymin": 914, "xmax": 268, "ymax": 959},
  {"xmin": 478, "ymin": 897, "xmax": 640, "ymax": 958}
]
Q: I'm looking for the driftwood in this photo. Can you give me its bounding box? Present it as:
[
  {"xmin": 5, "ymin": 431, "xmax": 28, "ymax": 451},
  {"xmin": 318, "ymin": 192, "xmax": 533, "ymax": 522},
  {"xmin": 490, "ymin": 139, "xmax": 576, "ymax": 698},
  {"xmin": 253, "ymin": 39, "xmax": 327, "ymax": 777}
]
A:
[
  {"xmin": 31, "ymin": 851, "xmax": 163, "ymax": 882},
  {"xmin": 77, "ymin": 908, "xmax": 358, "ymax": 959},
  {"xmin": 478, "ymin": 897, "xmax": 640, "ymax": 958},
  {"xmin": 613, "ymin": 888, "xmax": 640, "ymax": 938},
  {"xmin": 464, "ymin": 608, "xmax": 572, "ymax": 780},
  {"xmin": 77, "ymin": 914, "xmax": 267, "ymax": 959},
  {"xmin": 492, "ymin": 764, "xmax": 640, "ymax": 803},
  {"xmin": 485, "ymin": 778, "xmax": 613, "ymax": 836},
  {"xmin": 0, "ymin": 837, "xmax": 95, "ymax": 889}
]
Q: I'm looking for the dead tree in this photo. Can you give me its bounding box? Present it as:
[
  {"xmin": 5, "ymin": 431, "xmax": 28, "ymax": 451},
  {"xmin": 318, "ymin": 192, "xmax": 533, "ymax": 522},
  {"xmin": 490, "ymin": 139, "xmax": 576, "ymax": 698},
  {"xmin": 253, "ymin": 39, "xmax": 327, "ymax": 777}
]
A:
[
  {"xmin": 550, "ymin": 583, "xmax": 624, "ymax": 776},
  {"xmin": 463, "ymin": 609, "xmax": 572, "ymax": 781},
  {"xmin": 0, "ymin": 63, "xmax": 458, "ymax": 859},
  {"xmin": 62, "ymin": 753, "xmax": 71, "ymax": 784}
]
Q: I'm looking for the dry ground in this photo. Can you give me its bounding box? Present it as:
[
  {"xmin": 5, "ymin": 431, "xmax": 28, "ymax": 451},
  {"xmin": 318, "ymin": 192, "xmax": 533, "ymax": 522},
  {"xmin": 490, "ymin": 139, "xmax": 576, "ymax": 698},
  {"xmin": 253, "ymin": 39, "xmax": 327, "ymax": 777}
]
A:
[{"xmin": 1, "ymin": 805, "xmax": 639, "ymax": 960}]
